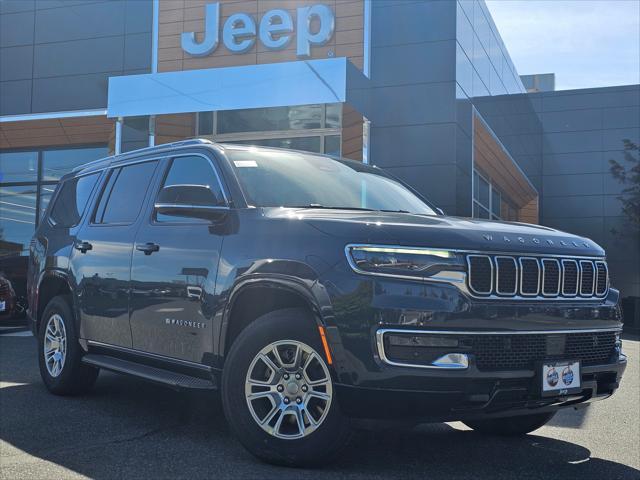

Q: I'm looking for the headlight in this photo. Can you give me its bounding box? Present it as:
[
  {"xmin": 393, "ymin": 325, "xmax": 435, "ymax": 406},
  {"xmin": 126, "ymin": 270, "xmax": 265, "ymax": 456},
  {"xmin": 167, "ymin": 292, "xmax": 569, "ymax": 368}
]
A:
[{"xmin": 345, "ymin": 245, "xmax": 464, "ymax": 279}]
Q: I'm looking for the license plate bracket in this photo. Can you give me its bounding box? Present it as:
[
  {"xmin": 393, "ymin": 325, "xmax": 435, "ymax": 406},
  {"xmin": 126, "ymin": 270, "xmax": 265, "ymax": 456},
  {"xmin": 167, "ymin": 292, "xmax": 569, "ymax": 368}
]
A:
[{"xmin": 540, "ymin": 360, "xmax": 581, "ymax": 397}]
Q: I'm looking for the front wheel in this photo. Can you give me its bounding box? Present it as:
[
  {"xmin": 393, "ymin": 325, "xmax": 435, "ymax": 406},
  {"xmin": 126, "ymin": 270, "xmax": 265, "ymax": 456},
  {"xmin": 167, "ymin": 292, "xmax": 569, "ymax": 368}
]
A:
[
  {"xmin": 221, "ymin": 308, "xmax": 351, "ymax": 467},
  {"xmin": 463, "ymin": 412, "xmax": 556, "ymax": 436}
]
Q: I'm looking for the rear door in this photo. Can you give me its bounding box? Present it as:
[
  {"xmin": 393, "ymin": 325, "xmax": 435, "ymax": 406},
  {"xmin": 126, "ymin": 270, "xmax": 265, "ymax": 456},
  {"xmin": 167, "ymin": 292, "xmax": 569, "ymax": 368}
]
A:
[
  {"xmin": 70, "ymin": 159, "xmax": 159, "ymax": 347},
  {"xmin": 129, "ymin": 152, "xmax": 227, "ymax": 364}
]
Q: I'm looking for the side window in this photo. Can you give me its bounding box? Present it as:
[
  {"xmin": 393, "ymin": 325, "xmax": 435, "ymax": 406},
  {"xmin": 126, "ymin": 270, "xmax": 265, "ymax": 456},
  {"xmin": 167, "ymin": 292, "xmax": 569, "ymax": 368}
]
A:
[
  {"xmin": 93, "ymin": 161, "xmax": 157, "ymax": 225},
  {"xmin": 156, "ymin": 155, "xmax": 226, "ymax": 223},
  {"xmin": 49, "ymin": 173, "xmax": 100, "ymax": 228}
]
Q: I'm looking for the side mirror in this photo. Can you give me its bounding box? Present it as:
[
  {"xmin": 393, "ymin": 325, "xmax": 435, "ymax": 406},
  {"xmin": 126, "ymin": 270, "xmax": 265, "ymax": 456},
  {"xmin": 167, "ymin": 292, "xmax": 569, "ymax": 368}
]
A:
[{"xmin": 155, "ymin": 184, "xmax": 229, "ymax": 221}]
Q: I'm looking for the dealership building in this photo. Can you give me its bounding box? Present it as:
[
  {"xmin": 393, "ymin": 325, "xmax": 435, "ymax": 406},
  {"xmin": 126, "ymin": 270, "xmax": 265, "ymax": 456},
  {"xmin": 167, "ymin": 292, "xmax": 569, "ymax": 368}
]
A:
[{"xmin": 0, "ymin": 0, "xmax": 639, "ymax": 318}]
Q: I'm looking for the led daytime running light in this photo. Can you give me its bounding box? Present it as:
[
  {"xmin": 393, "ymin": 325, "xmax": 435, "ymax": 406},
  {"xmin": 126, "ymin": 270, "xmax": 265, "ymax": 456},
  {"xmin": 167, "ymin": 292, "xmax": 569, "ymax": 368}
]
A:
[{"xmin": 353, "ymin": 246, "xmax": 452, "ymax": 258}]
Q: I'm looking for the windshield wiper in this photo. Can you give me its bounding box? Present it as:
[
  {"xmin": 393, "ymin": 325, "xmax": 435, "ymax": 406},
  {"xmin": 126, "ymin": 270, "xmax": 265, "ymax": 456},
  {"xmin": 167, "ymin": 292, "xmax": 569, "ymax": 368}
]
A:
[
  {"xmin": 287, "ymin": 204, "xmax": 377, "ymax": 211},
  {"xmin": 287, "ymin": 205, "xmax": 416, "ymax": 214}
]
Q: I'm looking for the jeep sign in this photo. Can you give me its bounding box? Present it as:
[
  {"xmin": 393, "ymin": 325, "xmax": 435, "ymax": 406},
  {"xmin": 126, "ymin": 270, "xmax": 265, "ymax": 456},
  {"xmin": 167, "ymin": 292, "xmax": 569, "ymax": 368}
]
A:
[{"xmin": 181, "ymin": 2, "xmax": 336, "ymax": 58}]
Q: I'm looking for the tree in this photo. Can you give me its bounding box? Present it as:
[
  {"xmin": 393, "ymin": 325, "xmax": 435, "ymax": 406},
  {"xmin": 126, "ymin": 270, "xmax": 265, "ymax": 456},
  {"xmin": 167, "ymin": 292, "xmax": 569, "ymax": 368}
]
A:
[{"xmin": 609, "ymin": 139, "xmax": 639, "ymax": 234}]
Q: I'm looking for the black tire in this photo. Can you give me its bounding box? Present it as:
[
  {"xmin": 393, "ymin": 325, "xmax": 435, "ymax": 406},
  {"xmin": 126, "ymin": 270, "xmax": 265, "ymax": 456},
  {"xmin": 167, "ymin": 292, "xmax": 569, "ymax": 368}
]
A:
[
  {"xmin": 38, "ymin": 295, "xmax": 98, "ymax": 395},
  {"xmin": 463, "ymin": 411, "xmax": 556, "ymax": 436},
  {"xmin": 222, "ymin": 308, "xmax": 351, "ymax": 467}
]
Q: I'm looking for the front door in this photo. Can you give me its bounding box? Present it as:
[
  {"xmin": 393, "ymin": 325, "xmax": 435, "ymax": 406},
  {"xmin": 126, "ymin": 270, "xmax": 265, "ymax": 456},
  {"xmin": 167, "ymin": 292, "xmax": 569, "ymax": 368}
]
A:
[
  {"xmin": 129, "ymin": 153, "xmax": 227, "ymax": 364},
  {"xmin": 71, "ymin": 160, "xmax": 159, "ymax": 347}
]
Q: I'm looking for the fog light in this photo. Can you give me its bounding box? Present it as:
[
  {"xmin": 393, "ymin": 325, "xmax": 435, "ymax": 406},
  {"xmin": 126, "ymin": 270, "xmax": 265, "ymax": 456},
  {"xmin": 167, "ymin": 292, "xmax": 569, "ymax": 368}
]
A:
[
  {"xmin": 431, "ymin": 353, "xmax": 469, "ymax": 369},
  {"xmin": 387, "ymin": 335, "xmax": 459, "ymax": 348}
]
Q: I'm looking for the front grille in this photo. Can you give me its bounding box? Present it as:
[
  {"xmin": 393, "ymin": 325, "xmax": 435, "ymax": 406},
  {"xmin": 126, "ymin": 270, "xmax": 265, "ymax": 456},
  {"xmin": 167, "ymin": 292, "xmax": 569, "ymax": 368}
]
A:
[
  {"xmin": 472, "ymin": 331, "xmax": 618, "ymax": 371},
  {"xmin": 595, "ymin": 262, "xmax": 608, "ymax": 295},
  {"xmin": 542, "ymin": 259, "xmax": 560, "ymax": 296},
  {"xmin": 562, "ymin": 260, "xmax": 579, "ymax": 296},
  {"xmin": 468, "ymin": 255, "xmax": 493, "ymax": 294},
  {"xmin": 519, "ymin": 258, "xmax": 540, "ymax": 295},
  {"xmin": 466, "ymin": 254, "xmax": 608, "ymax": 300},
  {"xmin": 496, "ymin": 256, "xmax": 517, "ymax": 295},
  {"xmin": 580, "ymin": 260, "xmax": 595, "ymax": 296}
]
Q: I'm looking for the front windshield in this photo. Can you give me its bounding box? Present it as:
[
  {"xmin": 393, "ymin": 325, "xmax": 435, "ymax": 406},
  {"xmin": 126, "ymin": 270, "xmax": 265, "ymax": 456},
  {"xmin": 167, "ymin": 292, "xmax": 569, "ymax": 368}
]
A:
[{"xmin": 225, "ymin": 147, "xmax": 437, "ymax": 215}]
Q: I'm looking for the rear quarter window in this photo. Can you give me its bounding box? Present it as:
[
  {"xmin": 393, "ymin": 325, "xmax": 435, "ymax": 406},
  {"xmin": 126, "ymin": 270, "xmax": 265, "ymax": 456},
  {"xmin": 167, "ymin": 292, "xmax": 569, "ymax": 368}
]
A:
[
  {"xmin": 48, "ymin": 173, "xmax": 100, "ymax": 228},
  {"xmin": 92, "ymin": 161, "xmax": 158, "ymax": 225}
]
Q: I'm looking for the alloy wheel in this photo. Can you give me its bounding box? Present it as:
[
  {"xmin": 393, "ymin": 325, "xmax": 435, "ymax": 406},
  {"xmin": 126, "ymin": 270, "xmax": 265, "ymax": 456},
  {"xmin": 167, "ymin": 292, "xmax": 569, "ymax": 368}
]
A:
[
  {"xmin": 43, "ymin": 314, "xmax": 67, "ymax": 377},
  {"xmin": 244, "ymin": 340, "xmax": 333, "ymax": 440}
]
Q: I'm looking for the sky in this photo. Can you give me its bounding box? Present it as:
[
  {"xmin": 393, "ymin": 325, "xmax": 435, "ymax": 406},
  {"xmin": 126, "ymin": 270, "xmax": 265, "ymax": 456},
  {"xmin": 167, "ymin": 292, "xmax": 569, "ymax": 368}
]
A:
[{"xmin": 485, "ymin": 0, "xmax": 640, "ymax": 91}]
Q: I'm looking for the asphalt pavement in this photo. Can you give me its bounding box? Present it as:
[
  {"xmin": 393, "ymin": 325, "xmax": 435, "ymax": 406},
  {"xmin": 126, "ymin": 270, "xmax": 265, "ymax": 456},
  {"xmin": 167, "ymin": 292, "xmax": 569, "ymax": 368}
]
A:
[{"xmin": 1, "ymin": 328, "xmax": 638, "ymax": 480}]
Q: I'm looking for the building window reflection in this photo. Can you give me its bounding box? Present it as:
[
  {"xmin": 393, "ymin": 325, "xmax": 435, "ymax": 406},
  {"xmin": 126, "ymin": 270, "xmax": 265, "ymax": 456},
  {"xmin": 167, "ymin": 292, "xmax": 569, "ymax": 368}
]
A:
[
  {"xmin": 473, "ymin": 169, "xmax": 518, "ymax": 221},
  {"xmin": 197, "ymin": 103, "xmax": 342, "ymax": 156},
  {"xmin": 0, "ymin": 145, "xmax": 108, "ymax": 258}
]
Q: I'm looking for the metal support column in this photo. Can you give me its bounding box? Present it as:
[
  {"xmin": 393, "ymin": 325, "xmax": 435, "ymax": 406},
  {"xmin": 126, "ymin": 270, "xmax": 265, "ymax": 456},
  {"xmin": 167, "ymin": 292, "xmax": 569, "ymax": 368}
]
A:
[
  {"xmin": 115, "ymin": 117, "xmax": 123, "ymax": 155},
  {"xmin": 148, "ymin": 115, "xmax": 156, "ymax": 147}
]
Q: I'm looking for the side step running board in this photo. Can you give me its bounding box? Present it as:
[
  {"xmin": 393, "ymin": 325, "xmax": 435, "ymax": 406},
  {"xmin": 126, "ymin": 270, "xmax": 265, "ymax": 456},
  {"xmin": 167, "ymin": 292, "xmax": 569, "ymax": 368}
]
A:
[{"xmin": 82, "ymin": 354, "xmax": 216, "ymax": 390}]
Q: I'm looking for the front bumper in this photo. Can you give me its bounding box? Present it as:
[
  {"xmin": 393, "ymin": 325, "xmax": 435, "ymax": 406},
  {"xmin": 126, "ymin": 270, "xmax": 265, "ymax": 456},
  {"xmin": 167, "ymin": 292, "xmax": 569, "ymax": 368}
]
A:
[{"xmin": 335, "ymin": 356, "xmax": 626, "ymax": 421}]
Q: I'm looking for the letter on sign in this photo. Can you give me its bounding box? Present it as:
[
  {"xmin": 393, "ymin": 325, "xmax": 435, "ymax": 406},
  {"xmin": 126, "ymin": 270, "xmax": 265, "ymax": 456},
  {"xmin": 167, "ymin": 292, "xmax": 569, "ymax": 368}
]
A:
[
  {"xmin": 259, "ymin": 9, "xmax": 294, "ymax": 50},
  {"xmin": 297, "ymin": 4, "xmax": 335, "ymax": 58},
  {"xmin": 223, "ymin": 13, "xmax": 257, "ymax": 53},
  {"xmin": 181, "ymin": 3, "xmax": 220, "ymax": 57}
]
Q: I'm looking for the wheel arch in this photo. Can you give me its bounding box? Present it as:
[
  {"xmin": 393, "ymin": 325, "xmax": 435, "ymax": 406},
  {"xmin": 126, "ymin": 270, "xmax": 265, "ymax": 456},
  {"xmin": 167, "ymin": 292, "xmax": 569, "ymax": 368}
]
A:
[
  {"xmin": 36, "ymin": 270, "xmax": 73, "ymax": 330},
  {"xmin": 220, "ymin": 277, "xmax": 329, "ymax": 362}
]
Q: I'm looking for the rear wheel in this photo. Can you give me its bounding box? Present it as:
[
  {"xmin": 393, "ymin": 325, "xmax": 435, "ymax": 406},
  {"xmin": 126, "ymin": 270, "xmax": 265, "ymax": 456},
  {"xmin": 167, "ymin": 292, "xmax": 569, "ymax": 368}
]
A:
[
  {"xmin": 463, "ymin": 412, "xmax": 556, "ymax": 436},
  {"xmin": 222, "ymin": 308, "xmax": 351, "ymax": 467},
  {"xmin": 38, "ymin": 295, "xmax": 98, "ymax": 395}
]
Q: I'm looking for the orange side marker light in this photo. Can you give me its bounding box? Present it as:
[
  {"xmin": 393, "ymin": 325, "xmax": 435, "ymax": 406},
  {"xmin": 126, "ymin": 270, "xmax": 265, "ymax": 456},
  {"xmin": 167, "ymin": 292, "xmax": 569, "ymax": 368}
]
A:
[{"xmin": 318, "ymin": 326, "xmax": 333, "ymax": 365}]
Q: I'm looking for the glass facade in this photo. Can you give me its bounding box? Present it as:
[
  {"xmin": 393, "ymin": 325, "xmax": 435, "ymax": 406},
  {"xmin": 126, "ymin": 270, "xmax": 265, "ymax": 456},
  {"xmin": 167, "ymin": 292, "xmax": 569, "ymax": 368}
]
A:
[
  {"xmin": 473, "ymin": 169, "xmax": 517, "ymax": 221},
  {"xmin": 0, "ymin": 145, "xmax": 108, "ymax": 257},
  {"xmin": 196, "ymin": 104, "xmax": 342, "ymax": 156}
]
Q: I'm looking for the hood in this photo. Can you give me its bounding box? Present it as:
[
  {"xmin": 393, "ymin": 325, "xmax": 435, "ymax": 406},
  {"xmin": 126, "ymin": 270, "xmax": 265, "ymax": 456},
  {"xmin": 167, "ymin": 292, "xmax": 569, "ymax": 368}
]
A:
[{"xmin": 265, "ymin": 208, "xmax": 605, "ymax": 257}]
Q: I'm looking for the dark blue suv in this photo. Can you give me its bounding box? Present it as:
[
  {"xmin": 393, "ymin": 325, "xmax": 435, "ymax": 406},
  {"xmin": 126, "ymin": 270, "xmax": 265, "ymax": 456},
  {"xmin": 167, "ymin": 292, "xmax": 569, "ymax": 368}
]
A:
[{"xmin": 28, "ymin": 140, "xmax": 626, "ymax": 466}]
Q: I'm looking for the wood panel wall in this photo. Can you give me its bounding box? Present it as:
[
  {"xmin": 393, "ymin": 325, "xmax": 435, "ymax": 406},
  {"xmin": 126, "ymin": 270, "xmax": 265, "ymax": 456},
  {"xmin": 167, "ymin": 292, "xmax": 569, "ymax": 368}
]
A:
[
  {"xmin": 474, "ymin": 114, "xmax": 539, "ymax": 223},
  {"xmin": 0, "ymin": 116, "xmax": 114, "ymax": 150},
  {"xmin": 341, "ymin": 103, "xmax": 362, "ymax": 160},
  {"xmin": 158, "ymin": 0, "xmax": 364, "ymax": 72},
  {"xmin": 155, "ymin": 113, "xmax": 196, "ymax": 145}
]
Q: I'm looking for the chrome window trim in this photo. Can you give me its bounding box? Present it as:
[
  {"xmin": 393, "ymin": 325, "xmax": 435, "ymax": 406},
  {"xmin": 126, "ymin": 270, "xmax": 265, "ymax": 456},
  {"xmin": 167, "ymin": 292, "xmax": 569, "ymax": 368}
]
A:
[
  {"xmin": 154, "ymin": 203, "xmax": 230, "ymax": 212},
  {"xmin": 561, "ymin": 259, "xmax": 579, "ymax": 297},
  {"xmin": 467, "ymin": 254, "xmax": 493, "ymax": 295},
  {"xmin": 518, "ymin": 257, "xmax": 540, "ymax": 296},
  {"xmin": 375, "ymin": 328, "xmax": 621, "ymax": 370},
  {"xmin": 579, "ymin": 260, "xmax": 596, "ymax": 297},
  {"xmin": 541, "ymin": 258, "xmax": 561, "ymax": 296},
  {"xmin": 495, "ymin": 255, "xmax": 518, "ymax": 296}
]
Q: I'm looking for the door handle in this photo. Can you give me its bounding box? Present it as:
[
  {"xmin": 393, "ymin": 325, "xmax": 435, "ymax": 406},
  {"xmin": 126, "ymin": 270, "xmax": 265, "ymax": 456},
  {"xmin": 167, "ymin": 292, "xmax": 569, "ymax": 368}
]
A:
[
  {"xmin": 136, "ymin": 242, "xmax": 160, "ymax": 255},
  {"xmin": 74, "ymin": 241, "xmax": 93, "ymax": 253}
]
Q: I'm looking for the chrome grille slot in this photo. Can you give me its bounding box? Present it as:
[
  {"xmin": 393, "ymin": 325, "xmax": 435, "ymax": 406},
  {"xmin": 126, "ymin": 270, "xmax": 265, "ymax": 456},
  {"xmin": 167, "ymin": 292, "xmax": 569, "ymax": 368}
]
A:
[
  {"xmin": 561, "ymin": 259, "xmax": 579, "ymax": 296},
  {"xmin": 495, "ymin": 256, "xmax": 517, "ymax": 295},
  {"xmin": 541, "ymin": 259, "xmax": 561, "ymax": 296},
  {"xmin": 519, "ymin": 258, "xmax": 540, "ymax": 296},
  {"xmin": 467, "ymin": 255, "xmax": 493, "ymax": 295},
  {"xmin": 466, "ymin": 254, "xmax": 608, "ymax": 301},
  {"xmin": 580, "ymin": 260, "xmax": 595, "ymax": 296},
  {"xmin": 595, "ymin": 261, "xmax": 608, "ymax": 296}
]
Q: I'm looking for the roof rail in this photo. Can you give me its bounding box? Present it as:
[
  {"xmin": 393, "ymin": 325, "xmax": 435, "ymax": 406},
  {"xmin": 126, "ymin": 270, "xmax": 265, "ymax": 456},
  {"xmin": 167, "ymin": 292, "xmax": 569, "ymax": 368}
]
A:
[
  {"xmin": 72, "ymin": 138, "xmax": 215, "ymax": 173},
  {"xmin": 124, "ymin": 138, "xmax": 214, "ymax": 156}
]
